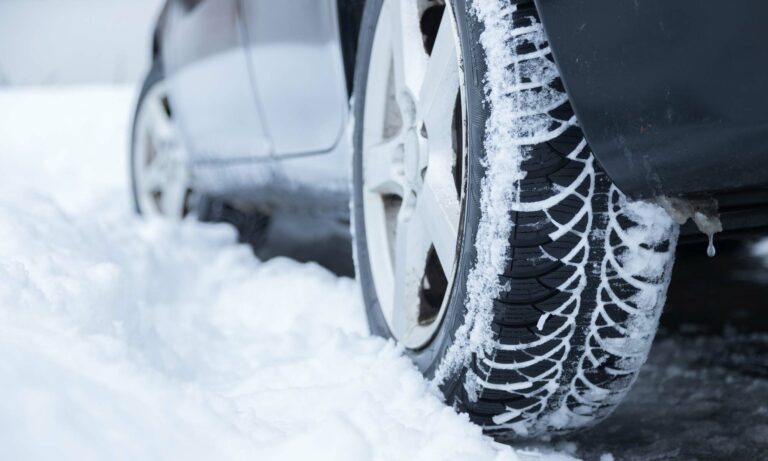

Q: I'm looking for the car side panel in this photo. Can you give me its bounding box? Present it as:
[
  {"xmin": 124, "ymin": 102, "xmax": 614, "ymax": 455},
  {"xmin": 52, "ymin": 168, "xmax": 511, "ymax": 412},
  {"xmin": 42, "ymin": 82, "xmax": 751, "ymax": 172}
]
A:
[
  {"xmin": 239, "ymin": 0, "xmax": 349, "ymax": 158},
  {"xmin": 162, "ymin": 0, "xmax": 272, "ymax": 162},
  {"xmin": 535, "ymin": 0, "xmax": 768, "ymax": 199}
]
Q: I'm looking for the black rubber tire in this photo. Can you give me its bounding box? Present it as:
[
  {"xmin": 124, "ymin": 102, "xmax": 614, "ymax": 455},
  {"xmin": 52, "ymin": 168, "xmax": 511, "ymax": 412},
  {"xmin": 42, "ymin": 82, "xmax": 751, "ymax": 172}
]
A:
[{"xmin": 352, "ymin": 0, "xmax": 678, "ymax": 439}]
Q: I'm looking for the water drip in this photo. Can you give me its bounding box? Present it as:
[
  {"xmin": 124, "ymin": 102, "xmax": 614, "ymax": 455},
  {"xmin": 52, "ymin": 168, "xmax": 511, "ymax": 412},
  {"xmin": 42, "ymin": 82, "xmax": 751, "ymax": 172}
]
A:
[
  {"xmin": 706, "ymin": 232, "xmax": 716, "ymax": 258},
  {"xmin": 693, "ymin": 211, "xmax": 722, "ymax": 258}
]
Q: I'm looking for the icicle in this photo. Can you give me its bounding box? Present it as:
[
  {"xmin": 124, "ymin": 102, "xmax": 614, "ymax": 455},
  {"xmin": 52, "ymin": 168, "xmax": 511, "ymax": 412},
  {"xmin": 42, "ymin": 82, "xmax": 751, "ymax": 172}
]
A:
[
  {"xmin": 707, "ymin": 232, "xmax": 716, "ymax": 258},
  {"xmin": 692, "ymin": 211, "xmax": 722, "ymax": 258},
  {"xmin": 657, "ymin": 198, "xmax": 722, "ymax": 258}
]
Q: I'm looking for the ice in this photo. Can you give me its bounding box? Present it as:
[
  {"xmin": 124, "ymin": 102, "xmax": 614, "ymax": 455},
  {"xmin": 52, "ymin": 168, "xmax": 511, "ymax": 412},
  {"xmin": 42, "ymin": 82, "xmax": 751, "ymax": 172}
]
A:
[
  {"xmin": 658, "ymin": 197, "xmax": 722, "ymax": 258},
  {"xmin": 754, "ymin": 238, "xmax": 768, "ymax": 264},
  {"xmin": 693, "ymin": 211, "xmax": 721, "ymax": 258},
  {"xmin": 0, "ymin": 86, "xmax": 578, "ymax": 460}
]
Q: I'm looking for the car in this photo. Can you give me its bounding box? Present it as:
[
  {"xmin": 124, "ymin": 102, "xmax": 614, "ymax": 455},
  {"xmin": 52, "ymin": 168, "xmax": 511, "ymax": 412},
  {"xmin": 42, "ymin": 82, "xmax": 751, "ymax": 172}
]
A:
[{"xmin": 130, "ymin": 0, "xmax": 768, "ymax": 440}]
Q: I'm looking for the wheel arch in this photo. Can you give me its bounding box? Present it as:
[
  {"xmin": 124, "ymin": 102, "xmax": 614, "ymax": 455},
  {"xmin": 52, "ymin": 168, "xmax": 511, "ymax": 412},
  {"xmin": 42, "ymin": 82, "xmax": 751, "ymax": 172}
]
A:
[
  {"xmin": 534, "ymin": 0, "xmax": 768, "ymax": 201},
  {"xmin": 150, "ymin": 1, "xmax": 173, "ymax": 64}
]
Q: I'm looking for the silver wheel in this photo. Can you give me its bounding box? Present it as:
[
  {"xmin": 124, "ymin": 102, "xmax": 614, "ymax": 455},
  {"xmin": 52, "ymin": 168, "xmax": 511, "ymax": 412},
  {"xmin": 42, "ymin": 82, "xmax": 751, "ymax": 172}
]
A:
[
  {"xmin": 132, "ymin": 82, "xmax": 191, "ymax": 219},
  {"xmin": 362, "ymin": 0, "xmax": 466, "ymax": 349}
]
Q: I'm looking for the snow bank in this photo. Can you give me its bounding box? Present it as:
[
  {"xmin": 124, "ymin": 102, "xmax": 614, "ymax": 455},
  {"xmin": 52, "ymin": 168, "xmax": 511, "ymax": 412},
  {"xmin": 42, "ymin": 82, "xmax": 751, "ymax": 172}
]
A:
[{"xmin": 0, "ymin": 87, "xmax": 576, "ymax": 460}]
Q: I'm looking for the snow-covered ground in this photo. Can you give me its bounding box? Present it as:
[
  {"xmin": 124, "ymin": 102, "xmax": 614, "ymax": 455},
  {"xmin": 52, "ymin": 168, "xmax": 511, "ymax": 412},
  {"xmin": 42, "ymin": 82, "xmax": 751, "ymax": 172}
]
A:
[{"xmin": 0, "ymin": 87, "xmax": 577, "ymax": 460}]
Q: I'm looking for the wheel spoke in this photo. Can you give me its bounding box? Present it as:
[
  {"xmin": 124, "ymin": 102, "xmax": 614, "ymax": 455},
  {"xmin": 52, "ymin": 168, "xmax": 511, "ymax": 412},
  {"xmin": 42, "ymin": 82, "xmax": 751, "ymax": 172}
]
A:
[
  {"xmin": 384, "ymin": 0, "xmax": 426, "ymax": 115},
  {"xmin": 160, "ymin": 180, "xmax": 187, "ymax": 219},
  {"xmin": 392, "ymin": 201, "xmax": 431, "ymax": 340},
  {"xmin": 361, "ymin": 0, "xmax": 464, "ymax": 349},
  {"xmin": 364, "ymin": 137, "xmax": 405, "ymax": 195},
  {"xmin": 141, "ymin": 157, "xmax": 166, "ymax": 193},
  {"xmin": 417, "ymin": 162, "xmax": 460, "ymax": 274},
  {"xmin": 419, "ymin": 8, "xmax": 459, "ymax": 151}
]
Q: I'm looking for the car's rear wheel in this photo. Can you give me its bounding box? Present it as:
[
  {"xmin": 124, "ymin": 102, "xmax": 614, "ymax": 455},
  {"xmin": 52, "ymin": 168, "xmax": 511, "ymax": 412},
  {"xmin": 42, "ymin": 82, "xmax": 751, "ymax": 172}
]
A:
[
  {"xmin": 131, "ymin": 65, "xmax": 192, "ymax": 219},
  {"xmin": 352, "ymin": 0, "xmax": 679, "ymax": 439},
  {"xmin": 130, "ymin": 66, "xmax": 273, "ymax": 247}
]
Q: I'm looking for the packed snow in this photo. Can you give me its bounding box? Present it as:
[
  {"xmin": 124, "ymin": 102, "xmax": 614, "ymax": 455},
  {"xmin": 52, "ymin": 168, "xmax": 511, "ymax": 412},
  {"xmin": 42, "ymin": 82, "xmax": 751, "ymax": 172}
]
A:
[{"xmin": 0, "ymin": 86, "xmax": 579, "ymax": 460}]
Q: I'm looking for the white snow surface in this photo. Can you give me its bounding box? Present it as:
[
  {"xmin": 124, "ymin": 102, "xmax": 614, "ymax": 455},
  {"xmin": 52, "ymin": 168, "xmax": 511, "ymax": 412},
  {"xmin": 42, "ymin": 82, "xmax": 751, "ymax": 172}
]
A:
[{"xmin": 0, "ymin": 86, "xmax": 577, "ymax": 460}]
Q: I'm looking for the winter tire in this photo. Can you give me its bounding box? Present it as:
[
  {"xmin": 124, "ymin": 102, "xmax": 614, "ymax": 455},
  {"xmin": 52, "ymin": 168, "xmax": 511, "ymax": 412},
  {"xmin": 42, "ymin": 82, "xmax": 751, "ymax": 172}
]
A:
[{"xmin": 352, "ymin": 0, "xmax": 679, "ymax": 439}]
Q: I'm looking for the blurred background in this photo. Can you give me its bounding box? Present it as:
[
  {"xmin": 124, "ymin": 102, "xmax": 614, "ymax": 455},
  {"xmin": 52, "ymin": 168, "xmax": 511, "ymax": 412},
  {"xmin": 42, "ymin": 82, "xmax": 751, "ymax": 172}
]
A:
[{"xmin": 0, "ymin": 0, "xmax": 162, "ymax": 86}]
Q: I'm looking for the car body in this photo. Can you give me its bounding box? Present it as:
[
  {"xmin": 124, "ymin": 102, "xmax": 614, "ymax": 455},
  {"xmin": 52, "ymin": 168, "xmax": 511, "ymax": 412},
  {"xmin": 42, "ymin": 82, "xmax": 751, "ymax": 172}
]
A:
[
  {"xmin": 151, "ymin": 0, "xmax": 359, "ymax": 219},
  {"xmin": 536, "ymin": 0, "xmax": 768, "ymax": 237},
  {"xmin": 149, "ymin": 0, "xmax": 768, "ymax": 238}
]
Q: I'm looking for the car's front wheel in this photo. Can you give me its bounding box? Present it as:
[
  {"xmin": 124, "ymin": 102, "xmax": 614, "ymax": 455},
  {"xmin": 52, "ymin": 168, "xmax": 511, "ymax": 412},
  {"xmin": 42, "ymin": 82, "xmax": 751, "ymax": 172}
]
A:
[{"xmin": 352, "ymin": 0, "xmax": 679, "ymax": 439}]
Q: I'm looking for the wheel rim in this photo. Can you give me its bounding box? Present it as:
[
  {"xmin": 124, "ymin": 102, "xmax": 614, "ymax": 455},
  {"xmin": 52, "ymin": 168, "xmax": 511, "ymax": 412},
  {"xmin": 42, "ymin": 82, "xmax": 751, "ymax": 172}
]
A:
[
  {"xmin": 362, "ymin": 0, "xmax": 466, "ymax": 349},
  {"xmin": 133, "ymin": 82, "xmax": 191, "ymax": 219}
]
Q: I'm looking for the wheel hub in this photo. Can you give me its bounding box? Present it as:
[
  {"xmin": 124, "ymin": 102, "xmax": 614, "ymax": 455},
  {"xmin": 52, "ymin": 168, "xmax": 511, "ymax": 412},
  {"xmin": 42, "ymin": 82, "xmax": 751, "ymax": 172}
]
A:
[{"xmin": 403, "ymin": 127, "xmax": 426, "ymax": 192}]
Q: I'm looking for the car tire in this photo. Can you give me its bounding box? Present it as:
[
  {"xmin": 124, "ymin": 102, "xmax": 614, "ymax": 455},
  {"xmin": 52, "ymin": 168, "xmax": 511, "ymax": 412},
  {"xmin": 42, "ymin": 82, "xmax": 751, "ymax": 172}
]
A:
[{"xmin": 351, "ymin": 0, "xmax": 679, "ymax": 439}]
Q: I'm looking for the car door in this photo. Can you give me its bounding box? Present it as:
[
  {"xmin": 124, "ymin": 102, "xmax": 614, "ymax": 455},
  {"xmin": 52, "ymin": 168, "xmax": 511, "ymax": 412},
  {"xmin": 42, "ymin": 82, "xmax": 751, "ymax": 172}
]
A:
[
  {"xmin": 238, "ymin": 0, "xmax": 349, "ymax": 158},
  {"xmin": 161, "ymin": 0, "xmax": 272, "ymax": 162}
]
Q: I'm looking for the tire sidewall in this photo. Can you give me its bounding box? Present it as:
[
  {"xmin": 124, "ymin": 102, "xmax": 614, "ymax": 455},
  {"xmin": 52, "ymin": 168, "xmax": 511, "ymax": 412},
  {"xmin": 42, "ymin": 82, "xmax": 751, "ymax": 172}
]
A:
[{"xmin": 352, "ymin": 0, "xmax": 488, "ymax": 391}]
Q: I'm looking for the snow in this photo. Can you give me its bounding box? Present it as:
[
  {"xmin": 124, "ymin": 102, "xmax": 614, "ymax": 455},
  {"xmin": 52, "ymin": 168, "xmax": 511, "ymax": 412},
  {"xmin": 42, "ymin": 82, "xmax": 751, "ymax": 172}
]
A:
[
  {"xmin": 433, "ymin": 0, "xmax": 564, "ymax": 387},
  {"xmin": 754, "ymin": 238, "xmax": 768, "ymax": 265},
  {"xmin": 0, "ymin": 86, "xmax": 577, "ymax": 460}
]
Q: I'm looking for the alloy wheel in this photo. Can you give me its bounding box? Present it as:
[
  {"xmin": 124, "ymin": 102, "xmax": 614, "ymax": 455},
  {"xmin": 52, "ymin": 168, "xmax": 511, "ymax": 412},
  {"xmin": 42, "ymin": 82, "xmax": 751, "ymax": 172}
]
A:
[
  {"xmin": 133, "ymin": 83, "xmax": 191, "ymax": 219},
  {"xmin": 361, "ymin": 0, "xmax": 466, "ymax": 349}
]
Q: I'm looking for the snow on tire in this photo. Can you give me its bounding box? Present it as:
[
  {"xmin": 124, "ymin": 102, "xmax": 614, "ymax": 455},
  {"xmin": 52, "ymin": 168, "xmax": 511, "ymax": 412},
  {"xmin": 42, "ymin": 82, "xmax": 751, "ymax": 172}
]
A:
[
  {"xmin": 446, "ymin": 0, "xmax": 678, "ymax": 438},
  {"xmin": 353, "ymin": 0, "xmax": 679, "ymax": 440}
]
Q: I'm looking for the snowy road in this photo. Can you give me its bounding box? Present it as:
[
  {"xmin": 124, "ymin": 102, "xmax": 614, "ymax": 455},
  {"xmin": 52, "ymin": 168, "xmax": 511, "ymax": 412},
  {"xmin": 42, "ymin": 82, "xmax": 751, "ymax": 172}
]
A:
[
  {"xmin": 0, "ymin": 87, "xmax": 574, "ymax": 460},
  {"xmin": 1, "ymin": 87, "xmax": 766, "ymax": 461}
]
